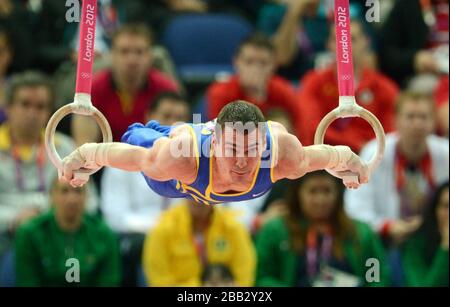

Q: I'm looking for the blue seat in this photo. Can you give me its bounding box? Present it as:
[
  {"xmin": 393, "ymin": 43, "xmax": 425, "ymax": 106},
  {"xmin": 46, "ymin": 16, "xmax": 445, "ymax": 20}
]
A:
[
  {"xmin": 163, "ymin": 13, "xmax": 253, "ymax": 82},
  {"xmin": 0, "ymin": 249, "xmax": 15, "ymax": 287},
  {"xmin": 192, "ymin": 94, "xmax": 209, "ymax": 122}
]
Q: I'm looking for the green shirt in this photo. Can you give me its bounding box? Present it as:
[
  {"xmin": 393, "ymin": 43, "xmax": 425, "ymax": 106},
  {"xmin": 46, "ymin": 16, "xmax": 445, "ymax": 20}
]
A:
[
  {"xmin": 255, "ymin": 217, "xmax": 390, "ymax": 287},
  {"xmin": 401, "ymin": 232, "xmax": 449, "ymax": 287},
  {"xmin": 15, "ymin": 211, "xmax": 121, "ymax": 287}
]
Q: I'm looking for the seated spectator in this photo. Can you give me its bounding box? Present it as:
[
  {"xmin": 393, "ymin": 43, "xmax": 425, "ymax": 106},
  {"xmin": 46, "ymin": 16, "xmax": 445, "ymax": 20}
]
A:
[
  {"xmin": 434, "ymin": 75, "xmax": 449, "ymax": 137},
  {"xmin": 255, "ymin": 171, "xmax": 390, "ymax": 287},
  {"xmin": 15, "ymin": 178, "xmax": 121, "ymax": 287},
  {"xmin": 298, "ymin": 20, "xmax": 398, "ymax": 152},
  {"xmin": 0, "ymin": 72, "xmax": 97, "ymax": 228},
  {"xmin": 257, "ymin": 0, "xmax": 329, "ymax": 80},
  {"xmin": 0, "ymin": 27, "xmax": 13, "ymax": 124},
  {"xmin": 72, "ymin": 23, "xmax": 178, "ymax": 144},
  {"xmin": 142, "ymin": 200, "xmax": 255, "ymax": 286},
  {"xmin": 398, "ymin": 181, "xmax": 449, "ymax": 287},
  {"xmin": 0, "ymin": 71, "xmax": 98, "ymax": 261},
  {"xmin": 33, "ymin": 0, "xmax": 150, "ymax": 74},
  {"xmin": 201, "ymin": 264, "xmax": 235, "ymax": 287},
  {"xmin": 345, "ymin": 91, "xmax": 449, "ymax": 246},
  {"xmin": 206, "ymin": 33, "xmax": 300, "ymax": 135},
  {"xmin": 0, "ymin": 0, "xmax": 32, "ymax": 72},
  {"xmin": 101, "ymin": 92, "xmax": 190, "ymax": 286},
  {"xmin": 379, "ymin": 0, "xmax": 449, "ymax": 87},
  {"xmin": 164, "ymin": 0, "xmax": 209, "ymax": 13}
]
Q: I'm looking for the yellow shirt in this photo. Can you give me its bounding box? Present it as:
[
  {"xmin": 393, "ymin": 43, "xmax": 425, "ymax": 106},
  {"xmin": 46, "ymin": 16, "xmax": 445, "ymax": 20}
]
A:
[
  {"xmin": 143, "ymin": 202, "xmax": 256, "ymax": 286},
  {"xmin": 0, "ymin": 124, "xmax": 46, "ymax": 161}
]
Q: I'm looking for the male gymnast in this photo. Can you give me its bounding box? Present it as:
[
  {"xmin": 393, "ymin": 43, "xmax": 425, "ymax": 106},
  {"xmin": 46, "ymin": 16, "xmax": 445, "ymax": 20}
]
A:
[{"xmin": 60, "ymin": 101, "xmax": 369, "ymax": 205}]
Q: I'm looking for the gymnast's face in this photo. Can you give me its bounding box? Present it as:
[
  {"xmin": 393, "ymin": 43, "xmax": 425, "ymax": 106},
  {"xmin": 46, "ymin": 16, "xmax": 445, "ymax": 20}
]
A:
[
  {"xmin": 213, "ymin": 127, "xmax": 265, "ymax": 183},
  {"xmin": 298, "ymin": 175, "xmax": 339, "ymax": 222}
]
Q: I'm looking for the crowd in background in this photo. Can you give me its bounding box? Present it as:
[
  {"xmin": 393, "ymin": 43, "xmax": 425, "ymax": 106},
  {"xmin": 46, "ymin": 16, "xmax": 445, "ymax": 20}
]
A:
[{"xmin": 0, "ymin": 0, "xmax": 448, "ymax": 287}]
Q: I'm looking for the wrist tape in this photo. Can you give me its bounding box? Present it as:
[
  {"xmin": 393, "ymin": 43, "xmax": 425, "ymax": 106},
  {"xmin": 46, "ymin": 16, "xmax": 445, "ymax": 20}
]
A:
[
  {"xmin": 324, "ymin": 145, "xmax": 352, "ymax": 170},
  {"xmin": 78, "ymin": 143, "xmax": 111, "ymax": 168}
]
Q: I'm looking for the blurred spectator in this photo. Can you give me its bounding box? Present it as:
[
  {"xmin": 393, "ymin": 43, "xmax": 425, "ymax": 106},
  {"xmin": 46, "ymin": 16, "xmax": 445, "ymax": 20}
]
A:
[
  {"xmin": 206, "ymin": 33, "xmax": 300, "ymax": 135},
  {"xmin": 255, "ymin": 171, "xmax": 389, "ymax": 287},
  {"xmin": 72, "ymin": 24, "xmax": 178, "ymax": 145},
  {"xmin": 33, "ymin": 0, "xmax": 149, "ymax": 74},
  {"xmin": 101, "ymin": 92, "xmax": 190, "ymax": 286},
  {"xmin": 257, "ymin": 0, "xmax": 329, "ymax": 80},
  {"xmin": 0, "ymin": 27, "xmax": 13, "ymax": 124},
  {"xmin": 0, "ymin": 0, "xmax": 32, "ymax": 72},
  {"xmin": 143, "ymin": 200, "xmax": 256, "ymax": 286},
  {"xmin": 379, "ymin": 0, "xmax": 449, "ymax": 87},
  {"xmin": 0, "ymin": 71, "xmax": 98, "ymax": 256},
  {"xmin": 298, "ymin": 20, "xmax": 398, "ymax": 152},
  {"xmin": 434, "ymin": 75, "xmax": 449, "ymax": 137},
  {"xmin": 165, "ymin": 0, "xmax": 209, "ymax": 13},
  {"xmin": 15, "ymin": 178, "xmax": 121, "ymax": 287},
  {"xmin": 399, "ymin": 181, "xmax": 449, "ymax": 287},
  {"xmin": 201, "ymin": 263, "xmax": 235, "ymax": 287},
  {"xmin": 345, "ymin": 92, "xmax": 449, "ymax": 245}
]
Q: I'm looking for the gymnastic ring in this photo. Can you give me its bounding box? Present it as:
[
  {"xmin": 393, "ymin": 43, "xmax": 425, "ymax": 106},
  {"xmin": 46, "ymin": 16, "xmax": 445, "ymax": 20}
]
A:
[
  {"xmin": 45, "ymin": 101, "xmax": 112, "ymax": 182},
  {"xmin": 314, "ymin": 96, "xmax": 385, "ymax": 188}
]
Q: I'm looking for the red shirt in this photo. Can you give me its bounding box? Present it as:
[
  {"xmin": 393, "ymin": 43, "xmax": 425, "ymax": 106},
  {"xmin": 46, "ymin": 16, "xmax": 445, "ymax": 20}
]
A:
[
  {"xmin": 434, "ymin": 75, "xmax": 449, "ymax": 107},
  {"xmin": 424, "ymin": 0, "xmax": 449, "ymax": 48},
  {"xmin": 298, "ymin": 67, "xmax": 399, "ymax": 153},
  {"xmin": 92, "ymin": 69, "xmax": 178, "ymax": 141},
  {"xmin": 206, "ymin": 75, "xmax": 301, "ymax": 135},
  {"xmin": 433, "ymin": 75, "xmax": 449, "ymax": 135}
]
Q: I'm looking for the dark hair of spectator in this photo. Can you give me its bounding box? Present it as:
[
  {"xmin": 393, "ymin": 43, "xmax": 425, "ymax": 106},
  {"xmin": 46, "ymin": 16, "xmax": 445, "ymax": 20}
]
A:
[
  {"xmin": 0, "ymin": 27, "xmax": 13, "ymax": 53},
  {"xmin": 148, "ymin": 91, "xmax": 188, "ymax": 113},
  {"xmin": 236, "ymin": 32, "xmax": 275, "ymax": 56},
  {"xmin": 111, "ymin": 23, "xmax": 154, "ymax": 48},
  {"xmin": 5, "ymin": 70, "xmax": 55, "ymax": 110},
  {"xmin": 395, "ymin": 91, "xmax": 436, "ymax": 115},
  {"xmin": 285, "ymin": 171, "xmax": 357, "ymax": 259},
  {"xmin": 416, "ymin": 181, "xmax": 449, "ymax": 264}
]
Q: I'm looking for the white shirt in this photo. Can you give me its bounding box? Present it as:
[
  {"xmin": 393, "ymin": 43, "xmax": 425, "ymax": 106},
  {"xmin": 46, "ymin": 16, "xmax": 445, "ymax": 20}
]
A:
[
  {"xmin": 344, "ymin": 133, "xmax": 449, "ymax": 231},
  {"xmin": 100, "ymin": 167, "xmax": 179, "ymax": 234}
]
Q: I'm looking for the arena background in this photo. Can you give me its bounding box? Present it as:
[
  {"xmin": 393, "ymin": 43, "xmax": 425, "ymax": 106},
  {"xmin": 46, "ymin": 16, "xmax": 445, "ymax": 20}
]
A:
[{"xmin": 0, "ymin": 0, "xmax": 448, "ymax": 288}]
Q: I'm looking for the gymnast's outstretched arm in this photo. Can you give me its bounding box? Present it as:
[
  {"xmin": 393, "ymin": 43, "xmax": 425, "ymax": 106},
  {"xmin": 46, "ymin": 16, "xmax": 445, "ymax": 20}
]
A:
[
  {"xmin": 59, "ymin": 133, "xmax": 197, "ymax": 187},
  {"xmin": 271, "ymin": 126, "xmax": 369, "ymax": 187}
]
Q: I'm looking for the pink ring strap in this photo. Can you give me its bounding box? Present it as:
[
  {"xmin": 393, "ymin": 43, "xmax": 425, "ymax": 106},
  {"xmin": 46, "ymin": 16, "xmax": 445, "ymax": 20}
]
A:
[
  {"xmin": 334, "ymin": 0, "xmax": 355, "ymax": 97},
  {"xmin": 75, "ymin": 0, "xmax": 98, "ymax": 95}
]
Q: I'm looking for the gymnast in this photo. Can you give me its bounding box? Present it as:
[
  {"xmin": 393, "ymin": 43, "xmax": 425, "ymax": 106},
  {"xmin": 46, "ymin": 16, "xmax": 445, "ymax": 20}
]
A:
[{"xmin": 58, "ymin": 100, "xmax": 369, "ymax": 205}]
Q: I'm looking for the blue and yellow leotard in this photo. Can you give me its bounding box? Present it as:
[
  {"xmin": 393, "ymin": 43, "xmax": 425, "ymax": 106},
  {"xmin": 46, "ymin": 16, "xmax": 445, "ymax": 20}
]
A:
[{"xmin": 121, "ymin": 120, "xmax": 277, "ymax": 205}]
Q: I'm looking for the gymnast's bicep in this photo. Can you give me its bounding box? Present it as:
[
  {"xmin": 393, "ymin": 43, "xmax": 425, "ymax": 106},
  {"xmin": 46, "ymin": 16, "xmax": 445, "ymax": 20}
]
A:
[{"xmin": 141, "ymin": 133, "xmax": 198, "ymax": 184}]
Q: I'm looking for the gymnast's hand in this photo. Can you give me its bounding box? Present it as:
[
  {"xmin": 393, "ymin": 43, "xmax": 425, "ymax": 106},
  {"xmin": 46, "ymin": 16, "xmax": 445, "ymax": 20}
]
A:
[
  {"xmin": 326, "ymin": 146, "xmax": 370, "ymax": 189},
  {"xmin": 59, "ymin": 143, "xmax": 105, "ymax": 187}
]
